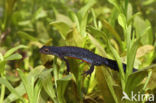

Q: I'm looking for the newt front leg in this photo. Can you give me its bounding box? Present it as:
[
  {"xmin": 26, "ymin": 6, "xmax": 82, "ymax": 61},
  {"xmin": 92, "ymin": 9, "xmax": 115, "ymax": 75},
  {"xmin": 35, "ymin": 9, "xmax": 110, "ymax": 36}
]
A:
[
  {"xmin": 59, "ymin": 56, "xmax": 70, "ymax": 73},
  {"xmin": 82, "ymin": 64, "xmax": 95, "ymax": 76}
]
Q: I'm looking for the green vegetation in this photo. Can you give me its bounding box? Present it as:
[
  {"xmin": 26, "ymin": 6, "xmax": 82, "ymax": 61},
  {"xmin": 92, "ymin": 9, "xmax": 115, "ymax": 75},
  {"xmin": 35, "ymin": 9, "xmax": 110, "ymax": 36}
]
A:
[{"xmin": 0, "ymin": 0, "xmax": 156, "ymax": 103}]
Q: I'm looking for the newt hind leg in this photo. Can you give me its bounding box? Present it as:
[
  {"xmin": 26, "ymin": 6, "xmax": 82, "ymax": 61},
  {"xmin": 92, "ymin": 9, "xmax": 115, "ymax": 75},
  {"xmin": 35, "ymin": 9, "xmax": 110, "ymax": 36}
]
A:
[{"xmin": 82, "ymin": 64, "xmax": 95, "ymax": 76}]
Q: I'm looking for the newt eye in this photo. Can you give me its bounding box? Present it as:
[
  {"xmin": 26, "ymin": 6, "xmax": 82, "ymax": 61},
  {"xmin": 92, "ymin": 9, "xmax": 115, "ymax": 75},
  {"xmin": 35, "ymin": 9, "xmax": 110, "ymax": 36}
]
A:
[{"xmin": 44, "ymin": 48, "xmax": 49, "ymax": 53}]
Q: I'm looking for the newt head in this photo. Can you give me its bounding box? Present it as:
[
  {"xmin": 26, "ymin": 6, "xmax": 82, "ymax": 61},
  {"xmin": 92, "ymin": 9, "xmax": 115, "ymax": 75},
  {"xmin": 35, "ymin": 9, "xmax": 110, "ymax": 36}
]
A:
[{"xmin": 39, "ymin": 46, "xmax": 51, "ymax": 54}]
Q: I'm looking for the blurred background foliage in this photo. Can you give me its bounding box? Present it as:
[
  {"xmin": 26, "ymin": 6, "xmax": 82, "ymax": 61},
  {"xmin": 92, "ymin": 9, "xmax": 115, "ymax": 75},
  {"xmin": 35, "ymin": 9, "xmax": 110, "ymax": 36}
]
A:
[{"xmin": 0, "ymin": 0, "xmax": 156, "ymax": 103}]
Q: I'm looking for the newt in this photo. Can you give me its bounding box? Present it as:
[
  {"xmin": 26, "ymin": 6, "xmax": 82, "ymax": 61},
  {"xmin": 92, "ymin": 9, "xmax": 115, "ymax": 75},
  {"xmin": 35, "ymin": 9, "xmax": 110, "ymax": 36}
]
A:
[{"xmin": 39, "ymin": 46, "xmax": 137, "ymax": 75}]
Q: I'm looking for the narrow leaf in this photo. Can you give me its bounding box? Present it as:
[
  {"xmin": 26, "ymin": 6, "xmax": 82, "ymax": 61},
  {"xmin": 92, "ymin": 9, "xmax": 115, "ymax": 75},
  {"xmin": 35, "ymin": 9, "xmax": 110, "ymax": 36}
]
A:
[
  {"xmin": 118, "ymin": 13, "xmax": 126, "ymax": 29},
  {"xmin": 5, "ymin": 53, "xmax": 22, "ymax": 61},
  {"xmin": 0, "ymin": 78, "xmax": 24, "ymax": 102},
  {"xmin": 4, "ymin": 45, "xmax": 27, "ymax": 58}
]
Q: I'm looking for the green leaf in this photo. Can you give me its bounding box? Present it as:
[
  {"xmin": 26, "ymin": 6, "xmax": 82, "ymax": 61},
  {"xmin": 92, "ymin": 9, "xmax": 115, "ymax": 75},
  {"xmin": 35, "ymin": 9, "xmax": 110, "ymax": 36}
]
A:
[
  {"xmin": 28, "ymin": 65, "xmax": 45, "ymax": 80},
  {"xmin": 4, "ymin": 83, "xmax": 26, "ymax": 103},
  {"xmin": 87, "ymin": 26, "xmax": 107, "ymax": 42},
  {"xmin": 79, "ymin": 13, "xmax": 88, "ymax": 36},
  {"xmin": 0, "ymin": 78, "xmax": 24, "ymax": 102},
  {"xmin": 144, "ymin": 64, "xmax": 156, "ymax": 89},
  {"xmin": 88, "ymin": 33, "xmax": 107, "ymax": 57},
  {"xmin": 36, "ymin": 21, "xmax": 49, "ymax": 42},
  {"xmin": 50, "ymin": 21, "xmax": 71, "ymax": 39},
  {"xmin": 0, "ymin": 53, "xmax": 3, "ymax": 61},
  {"xmin": 70, "ymin": 11, "xmax": 80, "ymax": 32},
  {"xmin": 17, "ymin": 31, "xmax": 37, "ymax": 41},
  {"xmin": 96, "ymin": 67, "xmax": 119, "ymax": 103},
  {"xmin": 17, "ymin": 66, "xmax": 44, "ymax": 103},
  {"xmin": 0, "ymin": 53, "xmax": 5, "ymax": 73},
  {"xmin": 78, "ymin": 0, "xmax": 96, "ymax": 36},
  {"xmin": 125, "ymin": 64, "xmax": 156, "ymax": 96},
  {"xmin": 55, "ymin": 13, "xmax": 73, "ymax": 26},
  {"xmin": 137, "ymin": 64, "xmax": 156, "ymax": 73},
  {"xmin": 18, "ymin": 20, "xmax": 31, "ymax": 26},
  {"xmin": 0, "ymin": 61, "xmax": 6, "ymax": 73},
  {"xmin": 102, "ymin": 20, "xmax": 122, "ymax": 47},
  {"xmin": 126, "ymin": 22, "xmax": 151, "ymax": 77},
  {"xmin": 57, "ymin": 74, "xmax": 72, "ymax": 103},
  {"xmin": 136, "ymin": 45, "xmax": 154, "ymax": 58},
  {"xmin": 5, "ymin": 53, "xmax": 22, "ymax": 61},
  {"xmin": 143, "ymin": 0, "xmax": 155, "ymax": 5},
  {"xmin": 39, "ymin": 69, "xmax": 57, "ymax": 102},
  {"xmin": 33, "ymin": 7, "xmax": 47, "ymax": 20},
  {"xmin": 66, "ymin": 27, "xmax": 84, "ymax": 46},
  {"xmin": 33, "ymin": 80, "xmax": 42, "ymax": 103},
  {"xmin": 108, "ymin": 41, "xmax": 125, "ymax": 89},
  {"xmin": 91, "ymin": 8, "xmax": 97, "ymax": 28},
  {"xmin": 78, "ymin": 0, "xmax": 96, "ymax": 18},
  {"xmin": 126, "ymin": 39, "xmax": 139, "ymax": 76},
  {"xmin": 127, "ymin": 12, "xmax": 141, "ymax": 25},
  {"xmin": 127, "ymin": 3, "xmax": 133, "ymax": 21},
  {"xmin": 118, "ymin": 13, "xmax": 126, "ymax": 29},
  {"xmin": 87, "ymin": 70, "xmax": 96, "ymax": 94},
  {"xmin": 4, "ymin": 45, "xmax": 27, "ymax": 58},
  {"xmin": 18, "ymin": 69, "xmax": 38, "ymax": 103},
  {"xmin": 134, "ymin": 15, "xmax": 153, "ymax": 44},
  {"xmin": 108, "ymin": 0, "xmax": 121, "ymax": 12},
  {"xmin": 125, "ymin": 71, "xmax": 148, "ymax": 95}
]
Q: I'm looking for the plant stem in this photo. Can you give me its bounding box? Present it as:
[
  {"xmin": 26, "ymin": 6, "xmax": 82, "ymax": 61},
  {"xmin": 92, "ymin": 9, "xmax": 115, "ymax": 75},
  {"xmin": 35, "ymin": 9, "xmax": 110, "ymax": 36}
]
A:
[
  {"xmin": 0, "ymin": 81, "xmax": 5, "ymax": 103},
  {"xmin": 143, "ymin": 71, "xmax": 152, "ymax": 90},
  {"xmin": 124, "ymin": 0, "xmax": 128, "ymax": 17}
]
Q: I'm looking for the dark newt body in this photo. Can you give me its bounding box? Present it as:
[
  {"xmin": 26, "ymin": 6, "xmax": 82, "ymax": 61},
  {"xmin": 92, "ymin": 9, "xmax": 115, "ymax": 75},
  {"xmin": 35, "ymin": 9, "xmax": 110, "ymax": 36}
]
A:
[{"xmin": 40, "ymin": 46, "xmax": 137, "ymax": 75}]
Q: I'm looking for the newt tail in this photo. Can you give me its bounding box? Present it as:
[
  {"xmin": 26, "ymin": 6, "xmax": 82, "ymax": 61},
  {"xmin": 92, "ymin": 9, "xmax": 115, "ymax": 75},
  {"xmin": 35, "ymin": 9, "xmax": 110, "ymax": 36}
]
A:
[{"xmin": 40, "ymin": 46, "xmax": 137, "ymax": 75}]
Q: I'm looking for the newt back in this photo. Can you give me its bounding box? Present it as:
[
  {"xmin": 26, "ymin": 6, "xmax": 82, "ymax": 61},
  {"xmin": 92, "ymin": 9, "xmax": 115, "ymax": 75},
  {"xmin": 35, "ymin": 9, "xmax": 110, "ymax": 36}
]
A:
[{"xmin": 40, "ymin": 46, "xmax": 137, "ymax": 75}]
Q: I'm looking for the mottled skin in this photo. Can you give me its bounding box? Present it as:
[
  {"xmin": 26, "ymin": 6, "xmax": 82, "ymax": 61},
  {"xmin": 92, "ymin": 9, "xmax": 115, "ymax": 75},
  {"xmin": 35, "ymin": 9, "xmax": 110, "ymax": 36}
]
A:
[{"xmin": 40, "ymin": 46, "xmax": 137, "ymax": 75}]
